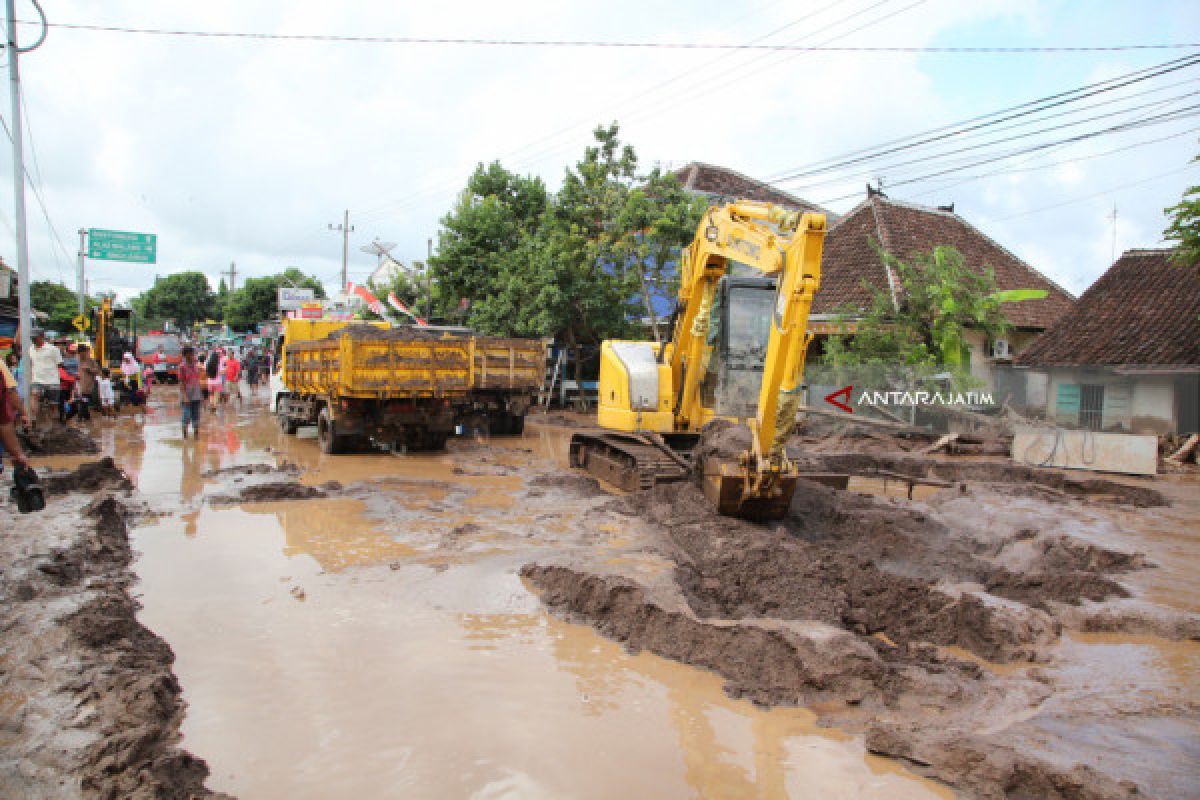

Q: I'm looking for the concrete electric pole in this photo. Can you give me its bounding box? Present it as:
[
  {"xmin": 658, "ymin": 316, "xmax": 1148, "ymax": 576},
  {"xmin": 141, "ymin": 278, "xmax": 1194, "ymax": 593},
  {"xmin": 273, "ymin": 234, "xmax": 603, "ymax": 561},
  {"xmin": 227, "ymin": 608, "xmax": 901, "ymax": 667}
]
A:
[
  {"xmin": 328, "ymin": 210, "xmax": 354, "ymax": 293},
  {"xmin": 6, "ymin": 0, "xmax": 47, "ymax": 402},
  {"xmin": 77, "ymin": 228, "xmax": 87, "ymax": 315}
]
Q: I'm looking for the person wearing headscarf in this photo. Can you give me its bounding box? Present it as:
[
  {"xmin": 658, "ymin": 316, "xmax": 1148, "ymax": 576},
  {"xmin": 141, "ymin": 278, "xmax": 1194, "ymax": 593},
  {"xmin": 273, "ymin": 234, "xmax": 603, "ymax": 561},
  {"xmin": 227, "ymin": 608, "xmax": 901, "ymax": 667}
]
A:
[{"xmin": 120, "ymin": 352, "xmax": 139, "ymax": 379}]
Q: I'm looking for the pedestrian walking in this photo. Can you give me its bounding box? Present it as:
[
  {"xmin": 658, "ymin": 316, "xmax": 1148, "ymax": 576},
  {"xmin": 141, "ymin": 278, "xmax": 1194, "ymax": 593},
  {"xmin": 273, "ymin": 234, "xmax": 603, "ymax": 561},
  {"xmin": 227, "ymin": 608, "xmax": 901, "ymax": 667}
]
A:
[
  {"xmin": 205, "ymin": 349, "xmax": 223, "ymax": 412},
  {"xmin": 178, "ymin": 345, "xmax": 204, "ymax": 439},
  {"xmin": 97, "ymin": 368, "xmax": 116, "ymax": 417},
  {"xmin": 224, "ymin": 351, "xmax": 242, "ymax": 405}
]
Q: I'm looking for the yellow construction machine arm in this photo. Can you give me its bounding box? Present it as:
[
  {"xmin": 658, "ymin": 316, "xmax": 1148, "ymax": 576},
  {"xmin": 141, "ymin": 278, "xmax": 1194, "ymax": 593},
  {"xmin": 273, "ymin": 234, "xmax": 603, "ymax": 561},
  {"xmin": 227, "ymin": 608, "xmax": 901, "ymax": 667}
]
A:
[
  {"xmin": 671, "ymin": 201, "xmax": 824, "ymax": 452},
  {"xmin": 669, "ymin": 201, "xmax": 825, "ymax": 517}
]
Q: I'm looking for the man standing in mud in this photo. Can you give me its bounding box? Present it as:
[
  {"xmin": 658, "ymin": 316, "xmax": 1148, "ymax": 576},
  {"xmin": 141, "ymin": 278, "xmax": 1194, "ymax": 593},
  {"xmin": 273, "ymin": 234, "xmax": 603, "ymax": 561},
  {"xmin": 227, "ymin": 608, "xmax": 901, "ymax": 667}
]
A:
[
  {"xmin": 75, "ymin": 343, "xmax": 101, "ymax": 423},
  {"xmin": 178, "ymin": 346, "xmax": 203, "ymax": 440},
  {"xmin": 28, "ymin": 329, "xmax": 62, "ymax": 428}
]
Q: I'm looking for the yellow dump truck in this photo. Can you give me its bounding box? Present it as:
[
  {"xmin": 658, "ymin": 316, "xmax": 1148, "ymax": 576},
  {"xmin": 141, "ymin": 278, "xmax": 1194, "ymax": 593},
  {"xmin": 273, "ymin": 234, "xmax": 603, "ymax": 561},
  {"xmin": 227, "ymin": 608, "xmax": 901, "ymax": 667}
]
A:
[{"xmin": 274, "ymin": 320, "xmax": 544, "ymax": 452}]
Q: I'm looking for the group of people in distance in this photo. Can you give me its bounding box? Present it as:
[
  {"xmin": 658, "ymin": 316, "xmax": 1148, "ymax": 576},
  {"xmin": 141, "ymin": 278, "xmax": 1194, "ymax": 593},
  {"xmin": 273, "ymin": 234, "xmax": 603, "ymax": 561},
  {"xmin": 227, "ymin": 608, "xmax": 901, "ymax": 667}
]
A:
[{"xmin": 176, "ymin": 345, "xmax": 267, "ymax": 439}]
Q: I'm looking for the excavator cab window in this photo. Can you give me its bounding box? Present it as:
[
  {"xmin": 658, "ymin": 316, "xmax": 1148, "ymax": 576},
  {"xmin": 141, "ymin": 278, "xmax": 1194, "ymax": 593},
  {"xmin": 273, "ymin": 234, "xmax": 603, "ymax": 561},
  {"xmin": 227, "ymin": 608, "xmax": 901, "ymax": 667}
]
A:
[{"xmin": 705, "ymin": 274, "xmax": 776, "ymax": 418}]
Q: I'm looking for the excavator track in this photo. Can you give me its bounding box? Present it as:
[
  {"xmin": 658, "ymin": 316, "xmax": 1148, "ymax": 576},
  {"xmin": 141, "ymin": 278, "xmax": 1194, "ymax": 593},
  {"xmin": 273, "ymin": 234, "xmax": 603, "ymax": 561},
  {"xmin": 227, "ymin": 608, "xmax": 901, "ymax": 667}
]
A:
[{"xmin": 568, "ymin": 431, "xmax": 692, "ymax": 492}]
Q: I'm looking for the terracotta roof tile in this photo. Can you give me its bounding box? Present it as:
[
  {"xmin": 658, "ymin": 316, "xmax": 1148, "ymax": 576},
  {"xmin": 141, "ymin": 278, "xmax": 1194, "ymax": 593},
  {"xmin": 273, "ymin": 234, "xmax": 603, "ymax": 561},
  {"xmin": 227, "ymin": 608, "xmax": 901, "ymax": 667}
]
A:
[
  {"xmin": 672, "ymin": 162, "xmax": 833, "ymax": 218},
  {"xmin": 815, "ymin": 195, "xmax": 1075, "ymax": 331},
  {"xmin": 1015, "ymin": 249, "xmax": 1200, "ymax": 367}
]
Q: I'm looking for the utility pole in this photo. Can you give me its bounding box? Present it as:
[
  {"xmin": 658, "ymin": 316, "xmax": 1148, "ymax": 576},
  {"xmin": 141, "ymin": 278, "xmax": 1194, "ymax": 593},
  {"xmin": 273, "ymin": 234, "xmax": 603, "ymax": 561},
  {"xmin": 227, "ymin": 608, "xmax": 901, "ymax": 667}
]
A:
[
  {"xmin": 328, "ymin": 210, "xmax": 353, "ymax": 293},
  {"xmin": 223, "ymin": 260, "xmax": 237, "ymax": 291},
  {"xmin": 426, "ymin": 237, "xmax": 433, "ymax": 321},
  {"xmin": 76, "ymin": 228, "xmax": 87, "ymax": 315},
  {"xmin": 6, "ymin": 0, "xmax": 47, "ymax": 402}
]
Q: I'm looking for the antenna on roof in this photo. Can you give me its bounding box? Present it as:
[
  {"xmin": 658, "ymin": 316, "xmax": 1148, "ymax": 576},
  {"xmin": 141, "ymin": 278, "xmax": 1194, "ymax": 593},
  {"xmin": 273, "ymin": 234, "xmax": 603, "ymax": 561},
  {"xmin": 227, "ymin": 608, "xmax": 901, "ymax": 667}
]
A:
[
  {"xmin": 1107, "ymin": 204, "xmax": 1118, "ymax": 265},
  {"xmin": 866, "ymin": 179, "xmax": 887, "ymax": 199},
  {"xmin": 360, "ymin": 239, "xmax": 397, "ymax": 268}
]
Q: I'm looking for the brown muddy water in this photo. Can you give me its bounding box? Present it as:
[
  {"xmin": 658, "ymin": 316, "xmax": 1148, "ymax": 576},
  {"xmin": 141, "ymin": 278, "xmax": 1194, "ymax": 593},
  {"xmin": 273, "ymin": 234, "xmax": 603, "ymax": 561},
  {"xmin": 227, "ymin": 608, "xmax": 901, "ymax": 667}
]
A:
[{"xmin": 80, "ymin": 397, "xmax": 954, "ymax": 799}]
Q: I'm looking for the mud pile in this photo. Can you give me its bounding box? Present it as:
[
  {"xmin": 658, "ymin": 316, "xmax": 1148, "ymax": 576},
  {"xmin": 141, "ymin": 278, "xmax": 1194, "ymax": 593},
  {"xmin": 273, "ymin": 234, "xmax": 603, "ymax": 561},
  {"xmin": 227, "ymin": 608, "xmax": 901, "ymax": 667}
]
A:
[
  {"xmin": 203, "ymin": 461, "xmax": 300, "ymax": 477},
  {"xmin": 44, "ymin": 456, "xmax": 134, "ymax": 494},
  {"xmin": 211, "ymin": 480, "xmax": 326, "ymax": 504},
  {"xmin": 522, "ymin": 421, "xmax": 1181, "ymax": 798},
  {"xmin": 18, "ymin": 423, "xmax": 100, "ymax": 455},
  {"xmin": 0, "ymin": 492, "xmax": 228, "ymax": 798},
  {"xmin": 329, "ymin": 324, "xmax": 443, "ymax": 341}
]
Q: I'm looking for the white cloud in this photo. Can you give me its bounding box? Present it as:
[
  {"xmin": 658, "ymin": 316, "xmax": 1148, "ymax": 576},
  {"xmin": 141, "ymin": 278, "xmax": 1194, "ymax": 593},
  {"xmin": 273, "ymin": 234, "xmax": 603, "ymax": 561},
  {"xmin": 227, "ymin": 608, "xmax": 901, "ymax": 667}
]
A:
[{"xmin": 0, "ymin": 0, "xmax": 1195, "ymax": 308}]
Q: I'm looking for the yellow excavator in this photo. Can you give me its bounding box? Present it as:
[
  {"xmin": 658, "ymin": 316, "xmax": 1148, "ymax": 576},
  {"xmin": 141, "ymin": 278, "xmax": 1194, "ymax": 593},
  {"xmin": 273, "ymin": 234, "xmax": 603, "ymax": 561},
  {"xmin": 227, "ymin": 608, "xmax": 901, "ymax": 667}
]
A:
[{"xmin": 569, "ymin": 200, "xmax": 827, "ymax": 520}]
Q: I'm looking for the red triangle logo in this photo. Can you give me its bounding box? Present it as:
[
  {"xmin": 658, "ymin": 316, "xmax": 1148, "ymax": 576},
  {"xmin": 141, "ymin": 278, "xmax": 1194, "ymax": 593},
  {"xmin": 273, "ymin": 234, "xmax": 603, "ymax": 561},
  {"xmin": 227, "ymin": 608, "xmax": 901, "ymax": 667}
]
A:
[{"xmin": 824, "ymin": 385, "xmax": 854, "ymax": 414}]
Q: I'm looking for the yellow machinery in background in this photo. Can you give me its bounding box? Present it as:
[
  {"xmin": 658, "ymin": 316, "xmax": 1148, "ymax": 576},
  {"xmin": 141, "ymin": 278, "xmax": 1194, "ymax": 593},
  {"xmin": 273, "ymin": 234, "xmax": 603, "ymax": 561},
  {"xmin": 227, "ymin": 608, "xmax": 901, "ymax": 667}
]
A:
[{"xmin": 569, "ymin": 200, "xmax": 827, "ymax": 520}]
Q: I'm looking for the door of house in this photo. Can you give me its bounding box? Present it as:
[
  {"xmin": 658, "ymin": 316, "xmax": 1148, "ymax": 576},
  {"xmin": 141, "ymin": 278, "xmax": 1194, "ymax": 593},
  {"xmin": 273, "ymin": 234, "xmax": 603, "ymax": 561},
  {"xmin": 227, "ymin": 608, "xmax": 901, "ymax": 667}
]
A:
[{"xmin": 1080, "ymin": 384, "xmax": 1105, "ymax": 431}]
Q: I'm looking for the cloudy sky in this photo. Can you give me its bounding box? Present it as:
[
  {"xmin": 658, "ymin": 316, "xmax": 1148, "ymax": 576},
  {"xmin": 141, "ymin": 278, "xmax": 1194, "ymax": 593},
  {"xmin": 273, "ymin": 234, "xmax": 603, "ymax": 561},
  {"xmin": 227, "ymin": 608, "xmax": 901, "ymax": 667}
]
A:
[{"xmin": 2, "ymin": 0, "xmax": 1197, "ymax": 303}]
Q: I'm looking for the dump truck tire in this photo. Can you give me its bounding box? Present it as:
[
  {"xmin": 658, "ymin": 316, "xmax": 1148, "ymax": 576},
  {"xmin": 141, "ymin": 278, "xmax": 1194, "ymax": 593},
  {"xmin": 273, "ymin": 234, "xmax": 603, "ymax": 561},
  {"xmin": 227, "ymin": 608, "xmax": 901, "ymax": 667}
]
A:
[
  {"xmin": 316, "ymin": 408, "xmax": 347, "ymax": 454},
  {"xmin": 278, "ymin": 409, "xmax": 299, "ymax": 435},
  {"xmin": 509, "ymin": 414, "xmax": 525, "ymax": 436}
]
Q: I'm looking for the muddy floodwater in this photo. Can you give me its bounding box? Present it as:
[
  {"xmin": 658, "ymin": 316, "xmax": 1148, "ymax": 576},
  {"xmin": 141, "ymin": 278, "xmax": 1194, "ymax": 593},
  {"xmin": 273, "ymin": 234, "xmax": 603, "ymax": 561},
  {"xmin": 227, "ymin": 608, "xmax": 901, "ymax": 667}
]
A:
[{"xmin": 91, "ymin": 396, "xmax": 954, "ymax": 799}]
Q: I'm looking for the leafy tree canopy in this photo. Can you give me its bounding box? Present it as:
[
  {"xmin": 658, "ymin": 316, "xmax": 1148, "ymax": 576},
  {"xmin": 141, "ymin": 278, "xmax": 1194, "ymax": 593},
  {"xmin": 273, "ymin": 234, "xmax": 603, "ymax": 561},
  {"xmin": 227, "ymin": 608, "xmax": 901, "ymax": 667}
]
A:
[
  {"xmin": 30, "ymin": 280, "xmax": 94, "ymax": 335},
  {"xmin": 429, "ymin": 160, "xmax": 548, "ymax": 319},
  {"xmin": 820, "ymin": 245, "xmax": 1033, "ymax": 386},
  {"xmin": 431, "ymin": 123, "xmax": 704, "ymax": 345},
  {"xmin": 223, "ymin": 268, "xmax": 324, "ymax": 330},
  {"xmin": 1163, "ymin": 167, "xmax": 1200, "ymax": 274},
  {"xmin": 131, "ymin": 271, "xmax": 215, "ymax": 329}
]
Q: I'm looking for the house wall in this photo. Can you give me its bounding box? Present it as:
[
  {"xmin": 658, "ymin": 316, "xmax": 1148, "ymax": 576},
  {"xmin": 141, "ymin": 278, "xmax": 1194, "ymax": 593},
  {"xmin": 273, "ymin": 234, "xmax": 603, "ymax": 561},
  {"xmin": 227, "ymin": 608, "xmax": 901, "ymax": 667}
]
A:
[
  {"xmin": 1036, "ymin": 368, "xmax": 1178, "ymax": 433},
  {"xmin": 964, "ymin": 329, "xmax": 1041, "ymax": 397}
]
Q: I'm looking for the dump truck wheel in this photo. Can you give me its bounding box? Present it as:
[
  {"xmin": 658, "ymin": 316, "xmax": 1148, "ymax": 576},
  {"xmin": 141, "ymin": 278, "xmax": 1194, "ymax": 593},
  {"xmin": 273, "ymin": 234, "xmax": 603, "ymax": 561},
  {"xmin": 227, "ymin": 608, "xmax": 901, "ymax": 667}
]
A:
[
  {"xmin": 317, "ymin": 408, "xmax": 345, "ymax": 454},
  {"xmin": 509, "ymin": 414, "xmax": 525, "ymax": 436},
  {"xmin": 278, "ymin": 409, "xmax": 299, "ymax": 435}
]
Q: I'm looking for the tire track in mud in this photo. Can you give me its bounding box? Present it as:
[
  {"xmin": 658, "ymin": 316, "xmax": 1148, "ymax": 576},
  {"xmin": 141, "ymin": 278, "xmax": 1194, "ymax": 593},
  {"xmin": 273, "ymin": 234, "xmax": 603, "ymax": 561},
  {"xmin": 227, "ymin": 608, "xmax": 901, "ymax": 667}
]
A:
[{"xmin": 0, "ymin": 460, "xmax": 230, "ymax": 799}]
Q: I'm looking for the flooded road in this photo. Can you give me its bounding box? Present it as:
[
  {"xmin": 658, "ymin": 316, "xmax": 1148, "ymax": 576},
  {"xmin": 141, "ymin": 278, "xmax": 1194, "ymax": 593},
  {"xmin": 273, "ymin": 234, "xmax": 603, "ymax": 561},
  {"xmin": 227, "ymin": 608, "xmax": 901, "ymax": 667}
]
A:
[{"xmin": 105, "ymin": 396, "xmax": 953, "ymax": 799}]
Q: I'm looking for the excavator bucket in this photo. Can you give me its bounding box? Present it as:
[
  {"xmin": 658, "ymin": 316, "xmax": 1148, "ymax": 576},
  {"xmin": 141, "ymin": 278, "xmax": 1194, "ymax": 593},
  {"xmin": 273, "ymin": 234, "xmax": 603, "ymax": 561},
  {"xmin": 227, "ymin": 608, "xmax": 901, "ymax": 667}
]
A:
[{"xmin": 701, "ymin": 460, "xmax": 799, "ymax": 521}]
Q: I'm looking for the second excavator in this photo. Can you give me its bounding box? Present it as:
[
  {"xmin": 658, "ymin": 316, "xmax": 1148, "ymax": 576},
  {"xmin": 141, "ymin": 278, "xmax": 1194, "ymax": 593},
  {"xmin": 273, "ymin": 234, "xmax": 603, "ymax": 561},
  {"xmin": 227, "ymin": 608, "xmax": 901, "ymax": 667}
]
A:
[{"xmin": 569, "ymin": 199, "xmax": 829, "ymax": 520}]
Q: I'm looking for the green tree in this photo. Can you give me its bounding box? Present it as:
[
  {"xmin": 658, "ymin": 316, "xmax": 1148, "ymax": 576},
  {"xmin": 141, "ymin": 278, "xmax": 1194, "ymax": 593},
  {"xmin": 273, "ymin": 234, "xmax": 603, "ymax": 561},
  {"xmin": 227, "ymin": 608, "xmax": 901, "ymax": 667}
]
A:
[
  {"xmin": 29, "ymin": 280, "xmax": 92, "ymax": 334},
  {"xmin": 1163, "ymin": 166, "xmax": 1200, "ymax": 274},
  {"xmin": 821, "ymin": 245, "xmax": 1041, "ymax": 386},
  {"xmin": 223, "ymin": 268, "xmax": 324, "ymax": 330},
  {"xmin": 428, "ymin": 161, "xmax": 548, "ymax": 321},
  {"xmin": 132, "ymin": 272, "xmax": 215, "ymax": 329},
  {"xmin": 613, "ymin": 167, "xmax": 708, "ymax": 341}
]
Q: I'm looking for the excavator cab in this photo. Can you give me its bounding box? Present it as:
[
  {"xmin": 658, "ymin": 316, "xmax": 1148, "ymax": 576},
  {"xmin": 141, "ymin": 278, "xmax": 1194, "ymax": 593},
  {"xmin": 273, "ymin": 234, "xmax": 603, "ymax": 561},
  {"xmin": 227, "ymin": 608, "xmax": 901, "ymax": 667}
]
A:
[{"xmin": 570, "ymin": 200, "xmax": 828, "ymax": 522}]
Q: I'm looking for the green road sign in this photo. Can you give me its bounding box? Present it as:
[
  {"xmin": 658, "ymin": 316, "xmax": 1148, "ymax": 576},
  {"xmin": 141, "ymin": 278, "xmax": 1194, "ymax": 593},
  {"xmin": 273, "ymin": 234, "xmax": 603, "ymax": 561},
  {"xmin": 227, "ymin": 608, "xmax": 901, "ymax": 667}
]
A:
[{"xmin": 87, "ymin": 228, "xmax": 157, "ymax": 263}]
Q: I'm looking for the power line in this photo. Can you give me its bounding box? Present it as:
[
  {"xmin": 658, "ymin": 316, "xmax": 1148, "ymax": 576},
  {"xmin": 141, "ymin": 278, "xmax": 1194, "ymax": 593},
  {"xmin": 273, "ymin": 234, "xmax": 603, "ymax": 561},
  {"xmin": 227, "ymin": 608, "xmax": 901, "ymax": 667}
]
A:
[
  {"xmin": 358, "ymin": 0, "xmax": 926, "ymax": 225},
  {"xmin": 353, "ymin": 0, "xmax": 877, "ymax": 225},
  {"xmin": 0, "ymin": 109, "xmax": 72, "ymax": 283},
  {"xmin": 980, "ymin": 162, "xmax": 1199, "ymax": 223},
  {"xmin": 813, "ymin": 104, "xmax": 1200, "ymax": 204},
  {"xmin": 17, "ymin": 88, "xmax": 71, "ymax": 282},
  {"xmin": 768, "ymin": 53, "xmax": 1200, "ymax": 185},
  {"xmin": 905, "ymin": 125, "xmax": 1200, "ymax": 199},
  {"xmin": 21, "ymin": 20, "xmax": 1197, "ymax": 53},
  {"xmin": 779, "ymin": 87, "xmax": 1200, "ymax": 195}
]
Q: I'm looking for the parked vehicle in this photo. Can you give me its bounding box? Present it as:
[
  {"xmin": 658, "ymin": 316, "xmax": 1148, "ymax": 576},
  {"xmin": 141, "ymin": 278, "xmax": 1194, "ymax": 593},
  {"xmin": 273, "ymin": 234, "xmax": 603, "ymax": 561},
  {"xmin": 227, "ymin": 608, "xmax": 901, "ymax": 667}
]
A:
[
  {"xmin": 135, "ymin": 332, "xmax": 184, "ymax": 383},
  {"xmin": 273, "ymin": 319, "xmax": 544, "ymax": 452}
]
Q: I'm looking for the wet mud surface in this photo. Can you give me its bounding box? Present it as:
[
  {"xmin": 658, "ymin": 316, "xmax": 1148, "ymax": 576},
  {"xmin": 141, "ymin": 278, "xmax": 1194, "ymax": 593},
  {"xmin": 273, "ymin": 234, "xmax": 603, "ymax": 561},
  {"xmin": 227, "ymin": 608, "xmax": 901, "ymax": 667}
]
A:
[
  {"xmin": 18, "ymin": 424, "xmax": 100, "ymax": 456},
  {"xmin": 0, "ymin": 467, "xmax": 228, "ymax": 798},
  {"xmin": 524, "ymin": 422, "xmax": 1200, "ymax": 799},
  {"xmin": 9, "ymin": 397, "xmax": 1198, "ymax": 799}
]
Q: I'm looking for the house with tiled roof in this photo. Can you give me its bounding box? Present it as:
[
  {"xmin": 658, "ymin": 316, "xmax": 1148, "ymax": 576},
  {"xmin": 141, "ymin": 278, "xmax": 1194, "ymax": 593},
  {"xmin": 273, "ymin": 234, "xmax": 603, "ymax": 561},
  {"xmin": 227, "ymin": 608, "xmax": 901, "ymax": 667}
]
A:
[
  {"xmin": 671, "ymin": 161, "xmax": 834, "ymax": 219},
  {"xmin": 813, "ymin": 190, "xmax": 1075, "ymax": 392},
  {"xmin": 1015, "ymin": 248, "xmax": 1199, "ymax": 434}
]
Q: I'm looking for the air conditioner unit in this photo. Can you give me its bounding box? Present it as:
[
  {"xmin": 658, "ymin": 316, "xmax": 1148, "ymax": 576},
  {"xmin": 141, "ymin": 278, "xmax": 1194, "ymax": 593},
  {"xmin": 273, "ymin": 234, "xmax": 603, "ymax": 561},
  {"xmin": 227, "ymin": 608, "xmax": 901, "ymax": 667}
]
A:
[{"xmin": 991, "ymin": 338, "xmax": 1011, "ymax": 358}]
